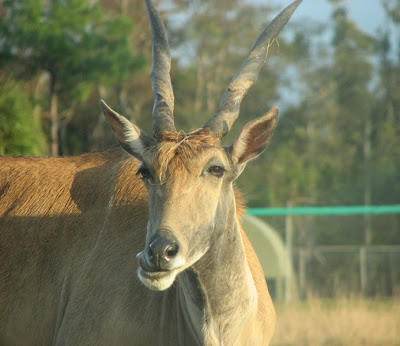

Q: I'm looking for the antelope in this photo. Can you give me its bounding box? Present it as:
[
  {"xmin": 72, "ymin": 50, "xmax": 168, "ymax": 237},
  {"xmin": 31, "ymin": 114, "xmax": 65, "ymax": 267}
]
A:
[{"xmin": 0, "ymin": 0, "xmax": 301, "ymax": 344}]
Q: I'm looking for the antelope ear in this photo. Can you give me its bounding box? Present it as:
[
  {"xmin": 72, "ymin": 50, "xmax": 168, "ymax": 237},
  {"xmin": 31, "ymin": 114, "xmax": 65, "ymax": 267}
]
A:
[
  {"xmin": 101, "ymin": 100, "xmax": 154, "ymax": 159},
  {"xmin": 230, "ymin": 107, "xmax": 279, "ymax": 165}
]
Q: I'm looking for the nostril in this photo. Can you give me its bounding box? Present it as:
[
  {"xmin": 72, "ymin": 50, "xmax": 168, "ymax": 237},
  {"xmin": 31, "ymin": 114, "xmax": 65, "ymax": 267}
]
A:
[
  {"xmin": 147, "ymin": 230, "xmax": 181, "ymax": 269},
  {"xmin": 165, "ymin": 243, "xmax": 178, "ymax": 259}
]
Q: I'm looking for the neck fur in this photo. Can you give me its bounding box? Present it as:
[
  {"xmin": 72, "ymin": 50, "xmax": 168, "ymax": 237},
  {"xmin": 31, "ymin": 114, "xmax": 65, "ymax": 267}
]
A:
[{"xmin": 176, "ymin": 209, "xmax": 258, "ymax": 345}]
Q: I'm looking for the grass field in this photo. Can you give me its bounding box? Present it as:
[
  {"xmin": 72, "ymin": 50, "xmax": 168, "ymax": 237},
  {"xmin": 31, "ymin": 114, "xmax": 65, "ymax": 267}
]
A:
[{"xmin": 271, "ymin": 298, "xmax": 400, "ymax": 346}]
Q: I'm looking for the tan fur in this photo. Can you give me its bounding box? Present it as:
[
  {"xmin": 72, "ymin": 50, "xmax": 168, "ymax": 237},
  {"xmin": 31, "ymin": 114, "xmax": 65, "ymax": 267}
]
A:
[
  {"xmin": 145, "ymin": 131, "xmax": 220, "ymax": 183},
  {"xmin": 0, "ymin": 142, "xmax": 275, "ymax": 344},
  {"xmin": 240, "ymin": 228, "xmax": 276, "ymax": 344}
]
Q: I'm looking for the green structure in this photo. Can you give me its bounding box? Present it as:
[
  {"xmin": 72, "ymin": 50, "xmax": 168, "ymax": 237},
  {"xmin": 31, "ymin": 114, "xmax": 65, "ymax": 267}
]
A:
[{"xmin": 242, "ymin": 215, "xmax": 294, "ymax": 302}]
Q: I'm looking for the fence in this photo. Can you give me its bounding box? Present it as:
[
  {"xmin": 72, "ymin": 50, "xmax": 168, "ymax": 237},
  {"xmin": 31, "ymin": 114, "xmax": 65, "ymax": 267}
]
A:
[
  {"xmin": 247, "ymin": 205, "xmax": 400, "ymax": 301},
  {"xmin": 294, "ymin": 245, "xmax": 400, "ymax": 299}
]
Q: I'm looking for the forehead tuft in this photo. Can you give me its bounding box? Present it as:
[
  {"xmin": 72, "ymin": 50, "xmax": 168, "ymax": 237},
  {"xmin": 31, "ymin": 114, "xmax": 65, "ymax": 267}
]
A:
[
  {"xmin": 145, "ymin": 131, "xmax": 222, "ymax": 181},
  {"xmin": 159, "ymin": 130, "xmax": 219, "ymax": 143}
]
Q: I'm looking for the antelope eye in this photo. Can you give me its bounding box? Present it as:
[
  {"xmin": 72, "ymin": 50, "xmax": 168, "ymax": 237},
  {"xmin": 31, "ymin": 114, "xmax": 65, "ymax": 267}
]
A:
[
  {"xmin": 137, "ymin": 164, "xmax": 151, "ymax": 180},
  {"xmin": 208, "ymin": 165, "xmax": 225, "ymax": 178}
]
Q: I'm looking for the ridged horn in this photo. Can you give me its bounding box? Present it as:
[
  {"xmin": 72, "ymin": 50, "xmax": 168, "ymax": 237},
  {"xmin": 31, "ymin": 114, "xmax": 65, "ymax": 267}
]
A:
[
  {"xmin": 145, "ymin": 0, "xmax": 176, "ymax": 139},
  {"xmin": 203, "ymin": 0, "xmax": 302, "ymax": 138}
]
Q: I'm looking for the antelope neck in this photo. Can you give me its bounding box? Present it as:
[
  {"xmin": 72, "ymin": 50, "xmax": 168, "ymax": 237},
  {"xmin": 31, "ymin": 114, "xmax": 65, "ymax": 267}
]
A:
[{"xmin": 177, "ymin": 211, "xmax": 258, "ymax": 344}]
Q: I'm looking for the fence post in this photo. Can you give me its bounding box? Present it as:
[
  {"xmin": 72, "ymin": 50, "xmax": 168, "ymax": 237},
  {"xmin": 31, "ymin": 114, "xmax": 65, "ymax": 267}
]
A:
[
  {"xmin": 360, "ymin": 246, "xmax": 367, "ymax": 295},
  {"xmin": 285, "ymin": 201, "xmax": 293, "ymax": 302},
  {"xmin": 299, "ymin": 248, "xmax": 307, "ymax": 300}
]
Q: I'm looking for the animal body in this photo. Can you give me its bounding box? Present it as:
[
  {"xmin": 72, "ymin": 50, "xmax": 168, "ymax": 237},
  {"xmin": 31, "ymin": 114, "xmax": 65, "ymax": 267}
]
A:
[{"xmin": 0, "ymin": 0, "xmax": 301, "ymax": 344}]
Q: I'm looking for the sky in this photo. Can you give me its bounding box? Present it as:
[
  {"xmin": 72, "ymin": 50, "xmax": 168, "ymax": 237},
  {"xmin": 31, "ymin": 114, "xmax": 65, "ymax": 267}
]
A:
[
  {"xmin": 268, "ymin": 0, "xmax": 387, "ymax": 36},
  {"xmin": 250, "ymin": 0, "xmax": 396, "ymax": 108}
]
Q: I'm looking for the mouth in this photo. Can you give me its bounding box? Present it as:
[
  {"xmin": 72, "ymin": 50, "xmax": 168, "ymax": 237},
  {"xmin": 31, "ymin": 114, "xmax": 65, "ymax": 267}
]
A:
[
  {"xmin": 136, "ymin": 252, "xmax": 179, "ymax": 291},
  {"xmin": 138, "ymin": 263, "xmax": 171, "ymax": 279}
]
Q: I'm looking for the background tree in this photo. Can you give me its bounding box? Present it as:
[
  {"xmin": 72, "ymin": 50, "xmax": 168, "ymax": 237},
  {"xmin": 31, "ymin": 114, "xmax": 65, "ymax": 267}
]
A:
[
  {"xmin": 168, "ymin": 0, "xmax": 281, "ymax": 131},
  {"xmin": 0, "ymin": 0, "xmax": 142, "ymax": 155},
  {"xmin": 0, "ymin": 79, "xmax": 46, "ymax": 155}
]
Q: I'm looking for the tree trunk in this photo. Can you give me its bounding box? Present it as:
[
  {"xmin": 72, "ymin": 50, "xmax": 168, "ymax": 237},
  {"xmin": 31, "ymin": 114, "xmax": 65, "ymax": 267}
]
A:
[
  {"xmin": 194, "ymin": 50, "xmax": 205, "ymax": 113},
  {"xmin": 363, "ymin": 114, "xmax": 372, "ymax": 245},
  {"xmin": 50, "ymin": 73, "xmax": 59, "ymax": 157}
]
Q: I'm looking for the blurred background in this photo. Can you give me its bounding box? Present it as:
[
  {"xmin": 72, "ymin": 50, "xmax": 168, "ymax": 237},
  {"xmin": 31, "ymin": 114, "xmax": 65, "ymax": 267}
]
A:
[{"xmin": 1, "ymin": 0, "xmax": 399, "ymax": 344}]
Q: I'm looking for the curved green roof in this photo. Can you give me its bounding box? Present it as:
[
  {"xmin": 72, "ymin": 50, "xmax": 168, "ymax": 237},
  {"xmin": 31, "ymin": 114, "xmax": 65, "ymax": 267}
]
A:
[{"xmin": 242, "ymin": 215, "xmax": 293, "ymax": 279}]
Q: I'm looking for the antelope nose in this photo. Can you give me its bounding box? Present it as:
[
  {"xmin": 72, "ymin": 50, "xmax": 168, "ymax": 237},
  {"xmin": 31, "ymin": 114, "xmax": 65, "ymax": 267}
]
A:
[{"xmin": 147, "ymin": 231, "xmax": 179, "ymax": 269}]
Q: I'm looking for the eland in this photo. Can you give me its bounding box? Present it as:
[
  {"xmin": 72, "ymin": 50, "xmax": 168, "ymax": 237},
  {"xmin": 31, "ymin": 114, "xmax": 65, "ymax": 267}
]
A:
[{"xmin": 0, "ymin": 0, "xmax": 301, "ymax": 344}]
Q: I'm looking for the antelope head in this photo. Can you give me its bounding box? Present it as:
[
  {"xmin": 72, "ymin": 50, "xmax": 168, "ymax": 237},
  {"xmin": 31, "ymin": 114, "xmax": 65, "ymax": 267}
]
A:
[{"xmin": 102, "ymin": 0, "xmax": 301, "ymax": 291}]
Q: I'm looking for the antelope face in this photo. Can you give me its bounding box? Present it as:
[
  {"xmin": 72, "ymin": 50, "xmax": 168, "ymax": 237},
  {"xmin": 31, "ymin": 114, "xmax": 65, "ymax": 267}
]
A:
[
  {"xmin": 103, "ymin": 106, "xmax": 278, "ymax": 291},
  {"xmin": 135, "ymin": 134, "xmax": 237, "ymax": 290},
  {"xmin": 102, "ymin": 0, "xmax": 301, "ymax": 290}
]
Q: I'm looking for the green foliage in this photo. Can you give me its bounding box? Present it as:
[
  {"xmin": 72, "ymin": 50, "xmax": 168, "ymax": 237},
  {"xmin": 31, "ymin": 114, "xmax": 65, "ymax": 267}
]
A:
[
  {"xmin": 382, "ymin": 0, "xmax": 400, "ymax": 23},
  {"xmin": 0, "ymin": 81, "xmax": 46, "ymax": 156},
  {"xmin": 236, "ymin": 0, "xmax": 399, "ymax": 248},
  {"xmin": 0, "ymin": 0, "xmax": 138, "ymax": 88},
  {"xmin": 170, "ymin": 0, "xmax": 279, "ymax": 130},
  {"xmin": 0, "ymin": 0, "xmax": 145, "ymax": 155}
]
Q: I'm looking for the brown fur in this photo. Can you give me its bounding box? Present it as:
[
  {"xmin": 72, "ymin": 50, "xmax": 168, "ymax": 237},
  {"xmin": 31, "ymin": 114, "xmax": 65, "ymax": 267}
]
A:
[
  {"xmin": 145, "ymin": 131, "xmax": 220, "ymax": 182},
  {"xmin": 0, "ymin": 145, "xmax": 275, "ymax": 344}
]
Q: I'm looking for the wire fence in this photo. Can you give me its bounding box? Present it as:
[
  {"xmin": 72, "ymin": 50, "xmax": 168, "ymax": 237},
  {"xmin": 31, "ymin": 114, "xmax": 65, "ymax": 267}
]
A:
[
  {"xmin": 294, "ymin": 245, "xmax": 400, "ymax": 299},
  {"xmin": 246, "ymin": 205, "xmax": 400, "ymax": 301}
]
